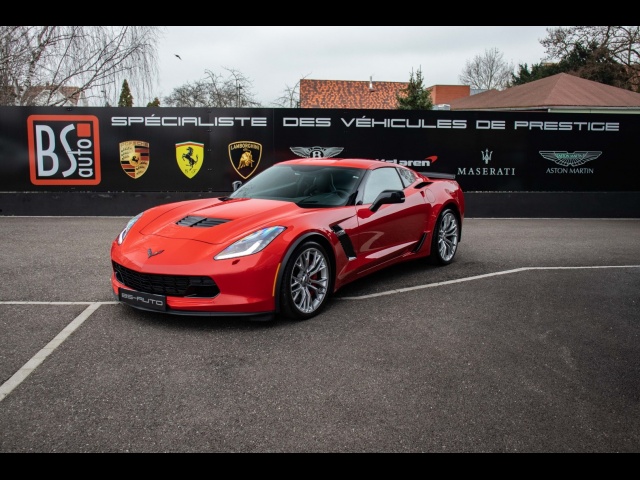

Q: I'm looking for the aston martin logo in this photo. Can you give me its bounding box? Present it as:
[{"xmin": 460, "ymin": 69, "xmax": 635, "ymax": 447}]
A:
[
  {"xmin": 229, "ymin": 141, "xmax": 262, "ymax": 180},
  {"xmin": 539, "ymin": 151, "xmax": 602, "ymax": 167},
  {"xmin": 176, "ymin": 141, "xmax": 204, "ymax": 178},
  {"xmin": 290, "ymin": 146, "xmax": 344, "ymax": 158},
  {"xmin": 119, "ymin": 140, "xmax": 150, "ymax": 179},
  {"xmin": 147, "ymin": 248, "xmax": 164, "ymax": 258}
]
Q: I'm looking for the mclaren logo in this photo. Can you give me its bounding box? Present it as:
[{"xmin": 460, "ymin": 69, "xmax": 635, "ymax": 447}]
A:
[
  {"xmin": 176, "ymin": 141, "xmax": 204, "ymax": 178},
  {"xmin": 119, "ymin": 140, "xmax": 150, "ymax": 179},
  {"xmin": 539, "ymin": 151, "xmax": 602, "ymax": 167},
  {"xmin": 147, "ymin": 248, "xmax": 164, "ymax": 258},
  {"xmin": 290, "ymin": 146, "xmax": 344, "ymax": 158},
  {"xmin": 229, "ymin": 141, "xmax": 262, "ymax": 179}
]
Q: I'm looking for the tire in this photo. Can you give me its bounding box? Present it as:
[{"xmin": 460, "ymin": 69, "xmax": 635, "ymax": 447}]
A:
[
  {"xmin": 430, "ymin": 208, "xmax": 459, "ymax": 265},
  {"xmin": 279, "ymin": 241, "xmax": 332, "ymax": 320}
]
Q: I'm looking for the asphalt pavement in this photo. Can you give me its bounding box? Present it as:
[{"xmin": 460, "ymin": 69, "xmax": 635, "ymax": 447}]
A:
[{"xmin": 1, "ymin": 216, "xmax": 639, "ymax": 452}]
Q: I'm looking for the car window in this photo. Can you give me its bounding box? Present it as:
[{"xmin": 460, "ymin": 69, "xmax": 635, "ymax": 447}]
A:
[
  {"xmin": 397, "ymin": 167, "xmax": 417, "ymax": 187},
  {"xmin": 362, "ymin": 167, "xmax": 404, "ymax": 204},
  {"xmin": 230, "ymin": 165, "xmax": 363, "ymax": 208}
]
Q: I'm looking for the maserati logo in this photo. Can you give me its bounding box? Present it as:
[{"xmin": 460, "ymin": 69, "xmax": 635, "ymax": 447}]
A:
[
  {"xmin": 147, "ymin": 248, "xmax": 164, "ymax": 258},
  {"xmin": 539, "ymin": 151, "xmax": 602, "ymax": 167},
  {"xmin": 119, "ymin": 140, "xmax": 150, "ymax": 179},
  {"xmin": 290, "ymin": 146, "xmax": 344, "ymax": 158},
  {"xmin": 176, "ymin": 141, "xmax": 204, "ymax": 178},
  {"xmin": 481, "ymin": 148, "xmax": 492, "ymax": 164},
  {"xmin": 229, "ymin": 141, "xmax": 262, "ymax": 180}
]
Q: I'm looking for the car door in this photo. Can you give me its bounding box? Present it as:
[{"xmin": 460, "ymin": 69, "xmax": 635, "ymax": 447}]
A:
[{"xmin": 351, "ymin": 166, "xmax": 428, "ymax": 271}]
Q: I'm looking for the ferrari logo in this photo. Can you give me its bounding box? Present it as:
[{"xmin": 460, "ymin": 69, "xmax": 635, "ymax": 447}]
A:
[
  {"xmin": 119, "ymin": 140, "xmax": 150, "ymax": 179},
  {"xmin": 229, "ymin": 141, "xmax": 262, "ymax": 180},
  {"xmin": 176, "ymin": 141, "xmax": 204, "ymax": 178}
]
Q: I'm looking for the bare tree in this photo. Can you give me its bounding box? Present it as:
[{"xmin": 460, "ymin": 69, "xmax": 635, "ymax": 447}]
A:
[
  {"xmin": 541, "ymin": 26, "xmax": 640, "ymax": 90},
  {"xmin": 0, "ymin": 26, "xmax": 162, "ymax": 106},
  {"xmin": 163, "ymin": 66, "xmax": 260, "ymax": 108},
  {"xmin": 542, "ymin": 26, "xmax": 640, "ymax": 65},
  {"xmin": 162, "ymin": 81, "xmax": 212, "ymax": 107},
  {"xmin": 459, "ymin": 47, "xmax": 514, "ymax": 91},
  {"xmin": 272, "ymin": 74, "xmax": 310, "ymax": 108}
]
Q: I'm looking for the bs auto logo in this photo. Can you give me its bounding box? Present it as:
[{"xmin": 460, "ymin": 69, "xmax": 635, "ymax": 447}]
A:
[{"xmin": 27, "ymin": 115, "xmax": 101, "ymax": 185}]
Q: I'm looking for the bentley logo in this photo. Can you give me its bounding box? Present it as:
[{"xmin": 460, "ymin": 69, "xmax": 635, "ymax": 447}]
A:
[
  {"xmin": 539, "ymin": 151, "xmax": 602, "ymax": 167},
  {"xmin": 290, "ymin": 146, "xmax": 344, "ymax": 158},
  {"xmin": 147, "ymin": 248, "xmax": 164, "ymax": 258},
  {"xmin": 176, "ymin": 141, "xmax": 204, "ymax": 178},
  {"xmin": 119, "ymin": 140, "xmax": 150, "ymax": 179},
  {"xmin": 229, "ymin": 141, "xmax": 262, "ymax": 180}
]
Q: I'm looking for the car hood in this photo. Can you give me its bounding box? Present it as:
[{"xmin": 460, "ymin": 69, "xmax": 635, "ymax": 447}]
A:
[{"xmin": 137, "ymin": 197, "xmax": 310, "ymax": 245}]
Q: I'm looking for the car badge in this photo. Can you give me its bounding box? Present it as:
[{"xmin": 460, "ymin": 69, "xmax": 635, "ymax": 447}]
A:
[
  {"xmin": 228, "ymin": 141, "xmax": 262, "ymax": 180},
  {"xmin": 289, "ymin": 146, "xmax": 344, "ymax": 158},
  {"xmin": 539, "ymin": 151, "xmax": 602, "ymax": 167},
  {"xmin": 147, "ymin": 248, "xmax": 165, "ymax": 258},
  {"xmin": 176, "ymin": 141, "xmax": 204, "ymax": 178},
  {"xmin": 119, "ymin": 140, "xmax": 150, "ymax": 179}
]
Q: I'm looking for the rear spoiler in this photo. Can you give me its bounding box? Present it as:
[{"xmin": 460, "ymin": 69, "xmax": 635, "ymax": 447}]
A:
[{"xmin": 424, "ymin": 172, "xmax": 456, "ymax": 180}]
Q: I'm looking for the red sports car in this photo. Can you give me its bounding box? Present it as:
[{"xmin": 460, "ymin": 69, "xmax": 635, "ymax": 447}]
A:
[{"xmin": 110, "ymin": 158, "xmax": 464, "ymax": 321}]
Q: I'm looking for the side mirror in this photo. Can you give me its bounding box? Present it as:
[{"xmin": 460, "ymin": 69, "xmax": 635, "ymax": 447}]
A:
[
  {"xmin": 370, "ymin": 190, "xmax": 405, "ymax": 212},
  {"xmin": 232, "ymin": 180, "xmax": 242, "ymax": 191}
]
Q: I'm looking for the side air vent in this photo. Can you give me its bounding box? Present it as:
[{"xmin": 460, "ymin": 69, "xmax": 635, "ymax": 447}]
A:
[
  {"xmin": 413, "ymin": 232, "xmax": 428, "ymax": 253},
  {"xmin": 177, "ymin": 216, "xmax": 229, "ymax": 228},
  {"xmin": 331, "ymin": 224, "xmax": 356, "ymax": 260}
]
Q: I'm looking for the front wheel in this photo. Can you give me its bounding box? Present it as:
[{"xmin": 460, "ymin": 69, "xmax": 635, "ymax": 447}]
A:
[
  {"xmin": 430, "ymin": 208, "xmax": 460, "ymax": 265},
  {"xmin": 279, "ymin": 241, "xmax": 332, "ymax": 320}
]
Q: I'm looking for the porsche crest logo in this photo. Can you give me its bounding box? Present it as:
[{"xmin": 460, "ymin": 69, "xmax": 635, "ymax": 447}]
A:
[
  {"xmin": 176, "ymin": 141, "xmax": 204, "ymax": 178},
  {"xmin": 229, "ymin": 141, "xmax": 262, "ymax": 180},
  {"xmin": 119, "ymin": 140, "xmax": 150, "ymax": 179}
]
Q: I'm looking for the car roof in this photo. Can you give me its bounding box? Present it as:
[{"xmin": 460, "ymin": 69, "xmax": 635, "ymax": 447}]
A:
[{"xmin": 278, "ymin": 158, "xmax": 386, "ymax": 170}]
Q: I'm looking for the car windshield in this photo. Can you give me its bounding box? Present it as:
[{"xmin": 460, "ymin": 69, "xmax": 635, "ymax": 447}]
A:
[{"xmin": 228, "ymin": 165, "xmax": 363, "ymax": 207}]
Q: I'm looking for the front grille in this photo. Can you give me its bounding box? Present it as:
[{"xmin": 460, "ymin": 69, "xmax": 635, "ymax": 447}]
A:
[{"xmin": 113, "ymin": 262, "xmax": 219, "ymax": 298}]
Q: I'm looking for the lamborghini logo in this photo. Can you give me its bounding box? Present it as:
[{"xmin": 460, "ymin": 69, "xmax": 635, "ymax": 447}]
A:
[
  {"xmin": 119, "ymin": 140, "xmax": 150, "ymax": 179},
  {"xmin": 176, "ymin": 141, "xmax": 204, "ymax": 178},
  {"xmin": 229, "ymin": 141, "xmax": 262, "ymax": 180}
]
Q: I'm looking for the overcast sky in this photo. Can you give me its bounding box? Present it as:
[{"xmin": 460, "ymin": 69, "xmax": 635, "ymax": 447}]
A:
[{"xmin": 149, "ymin": 26, "xmax": 555, "ymax": 107}]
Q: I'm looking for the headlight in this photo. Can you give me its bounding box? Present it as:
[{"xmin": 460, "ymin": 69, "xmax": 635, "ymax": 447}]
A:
[
  {"xmin": 214, "ymin": 226, "xmax": 285, "ymax": 260},
  {"xmin": 117, "ymin": 213, "xmax": 142, "ymax": 245}
]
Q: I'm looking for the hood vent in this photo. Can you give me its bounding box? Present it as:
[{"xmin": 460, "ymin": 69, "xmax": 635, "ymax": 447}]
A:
[{"xmin": 177, "ymin": 216, "xmax": 229, "ymax": 228}]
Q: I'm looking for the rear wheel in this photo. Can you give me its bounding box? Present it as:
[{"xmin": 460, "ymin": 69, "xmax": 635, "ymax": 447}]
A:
[
  {"xmin": 430, "ymin": 208, "xmax": 459, "ymax": 265},
  {"xmin": 279, "ymin": 241, "xmax": 332, "ymax": 320}
]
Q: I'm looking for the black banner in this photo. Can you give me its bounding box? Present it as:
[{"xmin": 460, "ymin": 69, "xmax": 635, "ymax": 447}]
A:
[{"xmin": 0, "ymin": 106, "xmax": 636, "ymax": 193}]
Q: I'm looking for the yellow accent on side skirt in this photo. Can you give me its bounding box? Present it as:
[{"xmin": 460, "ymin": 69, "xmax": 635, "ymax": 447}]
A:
[{"xmin": 272, "ymin": 263, "xmax": 281, "ymax": 297}]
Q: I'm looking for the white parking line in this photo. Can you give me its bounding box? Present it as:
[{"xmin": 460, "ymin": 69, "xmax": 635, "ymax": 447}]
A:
[
  {"xmin": 0, "ymin": 301, "xmax": 116, "ymax": 402},
  {"xmin": 338, "ymin": 265, "xmax": 640, "ymax": 300},
  {"xmin": 0, "ymin": 301, "xmax": 119, "ymax": 305},
  {"xmin": 1, "ymin": 265, "xmax": 639, "ymax": 402}
]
